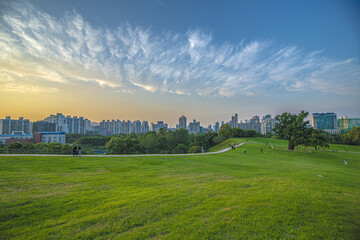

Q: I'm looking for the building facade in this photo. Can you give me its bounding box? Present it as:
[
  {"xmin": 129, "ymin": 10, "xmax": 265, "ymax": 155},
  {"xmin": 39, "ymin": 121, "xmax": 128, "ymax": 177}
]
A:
[
  {"xmin": 188, "ymin": 119, "xmax": 200, "ymax": 134},
  {"xmin": 33, "ymin": 132, "xmax": 66, "ymax": 145},
  {"xmin": 311, "ymin": 113, "xmax": 340, "ymax": 134},
  {"xmin": 0, "ymin": 116, "xmax": 31, "ymax": 134},
  {"xmin": 152, "ymin": 121, "xmax": 168, "ymax": 132},
  {"xmin": 179, "ymin": 115, "xmax": 187, "ymax": 130}
]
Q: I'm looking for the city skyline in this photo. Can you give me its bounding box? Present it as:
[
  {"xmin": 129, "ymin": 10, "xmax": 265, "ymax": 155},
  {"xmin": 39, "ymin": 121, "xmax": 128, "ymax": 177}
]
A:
[{"xmin": 1, "ymin": 0, "xmax": 359, "ymax": 124}]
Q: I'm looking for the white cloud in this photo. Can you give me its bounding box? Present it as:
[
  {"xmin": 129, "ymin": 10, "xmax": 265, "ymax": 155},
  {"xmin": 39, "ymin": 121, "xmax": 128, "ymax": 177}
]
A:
[{"xmin": 0, "ymin": 2, "xmax": 359, "ymax": 97}]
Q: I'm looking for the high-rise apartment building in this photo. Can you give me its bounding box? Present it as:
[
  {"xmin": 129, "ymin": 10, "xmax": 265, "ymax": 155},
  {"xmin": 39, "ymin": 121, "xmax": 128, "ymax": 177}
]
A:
[
  {"xmin": 230, "ymin": 114, "xmax": 238, "ymax": 128},
  {"xmin": 142, "ymin": 121, "xmax": 150, "ymax": 134},
  {"xmin": 44, "ymin": 113, "xmax": 90, "ymax": 134},
  {"xmin": 214, "ymin": 122, "xmax": 220, "ymax": 132},
  {"xmin": 133, "ymin": 120, "xmax": 142, "ymax": 134},
  {"xmin": 151, "ymin": 121, "xmax": 168, "ymax": 132},
  {"xmin": 188, "ymin": 119, "xmax": 200, "ymax": 134},
  {"xmin": 261, "ymin": 114, "xmax": 276, "ymax": 135},
  {"xmin": 179, "ymin": 115, "xmax": 187, "ymax": 130},
  {"xmin": 0, "ymin": 116, "xmax": 31, "ymax": 134},
  {"xmin": 32, "ymin": 121, "xmax": 56, "ymax": 133}
]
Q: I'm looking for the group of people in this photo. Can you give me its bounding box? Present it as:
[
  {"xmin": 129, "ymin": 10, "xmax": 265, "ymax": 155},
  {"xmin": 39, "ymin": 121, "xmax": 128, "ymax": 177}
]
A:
[{"xmin": 72, "ymin": 145, "xmax": 82, "ymax": 157}]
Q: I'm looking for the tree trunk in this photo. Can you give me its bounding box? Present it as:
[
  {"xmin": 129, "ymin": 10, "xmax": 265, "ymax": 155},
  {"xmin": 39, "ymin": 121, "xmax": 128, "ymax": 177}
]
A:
[{"xmin": 288, "ymin": 143, "xmax": 295, "ymax": 150}]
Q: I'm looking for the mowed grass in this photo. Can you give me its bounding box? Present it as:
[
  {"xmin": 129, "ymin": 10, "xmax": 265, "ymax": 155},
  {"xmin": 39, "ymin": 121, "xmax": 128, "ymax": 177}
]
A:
[{"xmin": 1, "ymin": 141, "xmax": 359, "ymax": 239}]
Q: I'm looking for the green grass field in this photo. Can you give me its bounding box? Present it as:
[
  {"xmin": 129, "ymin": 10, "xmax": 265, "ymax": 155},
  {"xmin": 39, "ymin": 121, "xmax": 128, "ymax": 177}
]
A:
[{"xmin": 1, "ymin": 139, "xmax": 359, "ymax": 239}]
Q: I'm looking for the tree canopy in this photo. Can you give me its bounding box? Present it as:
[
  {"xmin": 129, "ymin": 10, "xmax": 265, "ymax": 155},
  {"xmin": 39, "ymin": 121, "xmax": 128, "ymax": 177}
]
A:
[{"xmin": 273, "ymin": 111, "xmax": 313, "ymax": 150}]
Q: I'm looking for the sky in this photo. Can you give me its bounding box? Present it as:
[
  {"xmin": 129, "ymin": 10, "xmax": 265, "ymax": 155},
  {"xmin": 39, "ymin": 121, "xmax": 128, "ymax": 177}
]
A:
[{"xmin": 0, "ymin": 0, "xmax": 359, "ymax": 126}]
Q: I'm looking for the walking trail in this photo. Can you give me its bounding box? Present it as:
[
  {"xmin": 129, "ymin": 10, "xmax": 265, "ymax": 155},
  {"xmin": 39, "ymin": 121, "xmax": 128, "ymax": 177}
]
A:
[{"xmin": 0, "ymin": 143, "xmax": 246, "ymax": 157}]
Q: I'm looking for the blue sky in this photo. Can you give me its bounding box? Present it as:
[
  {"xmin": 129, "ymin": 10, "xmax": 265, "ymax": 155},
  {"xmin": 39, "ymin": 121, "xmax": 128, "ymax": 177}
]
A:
[{"xmin": 0, "ymin": 0, "xmax": 359, "ymax": 125}]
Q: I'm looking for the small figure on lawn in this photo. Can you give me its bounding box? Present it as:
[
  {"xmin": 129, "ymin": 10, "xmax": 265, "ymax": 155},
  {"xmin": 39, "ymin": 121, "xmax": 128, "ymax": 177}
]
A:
[
  {"xmin": 261, "ymin": 148, "xmax": 263, "ymax": 153},
  {"xmin": 344, "ymin": 160, "xmax": 348, "ymax": 166},
  {"xmin": 244, "ymin": 149, "xmax": 246, "ymax": 154}
]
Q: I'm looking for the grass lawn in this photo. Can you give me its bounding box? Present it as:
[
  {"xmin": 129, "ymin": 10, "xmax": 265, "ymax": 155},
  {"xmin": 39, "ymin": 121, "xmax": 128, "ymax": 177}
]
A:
[{"xmin": 1, "ymin": 141, "xmax": 359, "ymax": 239}]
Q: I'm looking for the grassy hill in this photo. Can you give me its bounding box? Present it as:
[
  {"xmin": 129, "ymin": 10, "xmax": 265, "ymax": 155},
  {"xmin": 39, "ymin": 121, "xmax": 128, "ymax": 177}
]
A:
[{"xmin": 1, "ymin": 140, "xmax": 359, "ymax": 239}]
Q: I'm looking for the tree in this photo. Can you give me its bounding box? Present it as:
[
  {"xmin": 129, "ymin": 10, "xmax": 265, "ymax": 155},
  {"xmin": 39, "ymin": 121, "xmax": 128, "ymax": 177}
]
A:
[
  {"xmin": 343, "ymin": 127, "xmax": 360, "ymax": 145},
  {"xmin": 218, "ymin": 124, "xmax": 232, "ymax": 139},
  {"xmin": 309, "ymin": 129, "xmax": 329, "ymax": 150},
  {"xmin": 273, "ymin": 111, "xmax": 312, "ymax": 150}
]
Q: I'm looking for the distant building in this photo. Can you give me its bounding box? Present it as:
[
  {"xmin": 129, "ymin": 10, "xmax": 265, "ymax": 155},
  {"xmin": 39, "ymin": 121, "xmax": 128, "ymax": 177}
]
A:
[
  {"xmin": 142, "ymin": 121, "xmax": 150, "ymax": 133},
  {"xmin": 33, "ymin": 132, "xmax": 66, "ymax": 145},
  {"xmin": 338, "ymin": 116, "xmax": 360, "ymax": 131},
  {"xmin": 188, "ymin": 119, "xmax": 200, "ymax": 134},
  {"xmin": 133, "ymin": 120, "xmax": 142, "ymax": 134},
  {"xmin": 0, "ymin": 133, "xmax": 33, "ymax": 145},
  {"xmin": 311, "ymin": 113, "xmax": 340, "ymax": 134},
  {"xmin": 152, "ymin": 121, "xmax": 168, "ymax": 132},
  {"xmin": 261, "ymin": 115, "xmax": 276, "ymax": 135},
  {"xmin": 32, "ymin": 121, "xmax": 56, "ymax": 133},
  {"xmin": 230, "ymin": 114, "xmax": 238, "ymax": 128},
  {"xmin": 44, "ymin": 113, "xmax": 90, "ymax": 134},
  {"xmin": 214, "ymin": 122, "xmax": 220, "ymax": 132},
  {"xmin": 238, "ymin": 115, "xmax": 261, "ymax": 133},
  {"xmin": 0, "ymin": 116, "xmax": 31, "ymax": 134},
  {"xmin": 179, "ymin": 115, "xmax": 187, "ymax": 130}
]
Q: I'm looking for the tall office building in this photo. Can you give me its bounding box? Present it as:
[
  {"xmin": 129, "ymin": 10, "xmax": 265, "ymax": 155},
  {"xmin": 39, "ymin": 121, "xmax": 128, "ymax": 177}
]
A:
[
  {"xmin": 311, "ymin": 113, "xmax": 339, "ymax": 134},
  {"xmin": 179, "ymin": 115, "xmax": 187, "ymax": 130},
  {"xmin": 311, "ymin": 113, "xmax": 337, "ymax": 129},
  {"xmin": 0, "ymin": 116, "xmax": 31, "ymax": 134},
  {"xmin": 338, "ymin": 116, "xmax": 360, "ymax": 131}
]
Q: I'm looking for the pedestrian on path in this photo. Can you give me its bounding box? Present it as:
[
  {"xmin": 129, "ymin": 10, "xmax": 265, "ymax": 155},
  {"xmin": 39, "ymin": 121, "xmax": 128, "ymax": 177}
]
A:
[
  {"xmin": 72, "ymin": 145, "xmax": 77, "ymax": 157},
  {"xmin": 78, "ymin": 145, "xmax": 82, "ymax": 157}
]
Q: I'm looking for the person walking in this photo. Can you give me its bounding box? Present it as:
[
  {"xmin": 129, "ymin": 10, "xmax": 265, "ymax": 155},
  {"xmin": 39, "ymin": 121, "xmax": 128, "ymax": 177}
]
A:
[
  {"xmin": 244, "ymin": 149, "xmax": 246, "ymax": 154},
  {"xmin": 72, "ymin": 145, "xmax": 77, "ymax": 157},
  {"xmin": 261, "ymin": 148, "xmax": 263, "ymax": 153},
  {"xmin": 78, "ymin": 145, "xmax": 82, "ymax": 157}
]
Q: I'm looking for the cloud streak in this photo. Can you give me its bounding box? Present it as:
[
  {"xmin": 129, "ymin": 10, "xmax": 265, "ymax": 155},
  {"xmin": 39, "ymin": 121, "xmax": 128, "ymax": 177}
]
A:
[{"xmin": 1, "ymin": 2, "xmax": 359, "ymax": 97}]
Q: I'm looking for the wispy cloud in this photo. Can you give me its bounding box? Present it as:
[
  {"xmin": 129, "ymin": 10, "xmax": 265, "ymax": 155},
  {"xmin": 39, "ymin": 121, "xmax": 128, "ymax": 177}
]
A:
[{"xmin": 0, "ymin": 2, "xmax": 359, "ymax": 97}]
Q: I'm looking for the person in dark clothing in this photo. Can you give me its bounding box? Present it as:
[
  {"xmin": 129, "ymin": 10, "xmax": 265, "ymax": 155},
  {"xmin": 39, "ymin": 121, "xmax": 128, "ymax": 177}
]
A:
[{"xmin": 72, "ymin": 145, "xmax": 77, "ymax": 157}]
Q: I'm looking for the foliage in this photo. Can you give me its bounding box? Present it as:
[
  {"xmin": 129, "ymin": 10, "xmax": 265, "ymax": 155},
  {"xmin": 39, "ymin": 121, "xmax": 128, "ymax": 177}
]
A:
[
  {"xmin": 308, "ymin": 129, "xmax": 330, "ymax": 150},
  {"xmin": 343, "ymin": 127, "xmax": 360, "ymax": 146},
  {"xmin": 273, "ymin": 111, "xmax": 313, "ymax": 150},
  {"xmin": 218, "ymin": 124, "xmax": 232, "ymax": 139},
  {"xmin": 75, "ymin": 136, "xmax": 112, "ymax": 147},
  {"xmin": 106, "ymin": 136, "xmax": 143, "ymax": 154},
  {"xmin": 188, "ymin": 145, "xmax": 202, "ymax": 153},
  {"xmin": 219, "ymin": 124, "xmax": 260, "ymax": 139},
  {"xmin": 173, "ymin": 144, "xmax": 188, "ymax": 153}
]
